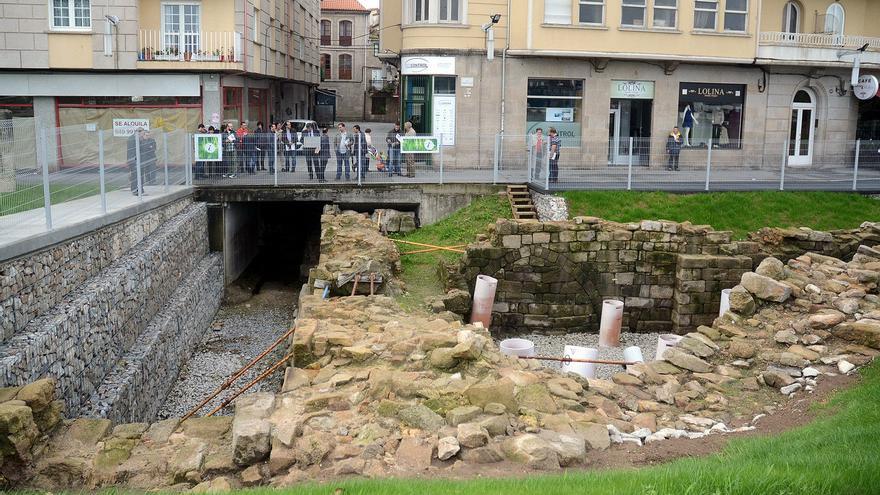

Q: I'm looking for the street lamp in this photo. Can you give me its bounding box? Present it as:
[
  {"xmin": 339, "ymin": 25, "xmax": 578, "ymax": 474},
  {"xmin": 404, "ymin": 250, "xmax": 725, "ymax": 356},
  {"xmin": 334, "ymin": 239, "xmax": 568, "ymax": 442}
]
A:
[{"xmin": 482, "ymin": 14, "xmax": 501, "ymax": 61}]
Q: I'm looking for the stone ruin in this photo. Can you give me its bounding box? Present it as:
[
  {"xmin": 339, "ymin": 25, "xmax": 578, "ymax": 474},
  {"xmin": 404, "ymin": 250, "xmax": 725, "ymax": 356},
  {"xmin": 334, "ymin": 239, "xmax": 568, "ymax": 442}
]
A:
[{"xmin": 1, "ymin": 210, "xmax": 879, "ymax": 490}]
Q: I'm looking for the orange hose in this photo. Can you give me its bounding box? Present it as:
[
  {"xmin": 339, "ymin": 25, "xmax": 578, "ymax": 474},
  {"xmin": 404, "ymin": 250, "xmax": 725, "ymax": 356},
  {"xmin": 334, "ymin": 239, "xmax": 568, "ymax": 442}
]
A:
[{"xmin": 206, "ymin": 351, "xmax": 295, "ymax": 417}]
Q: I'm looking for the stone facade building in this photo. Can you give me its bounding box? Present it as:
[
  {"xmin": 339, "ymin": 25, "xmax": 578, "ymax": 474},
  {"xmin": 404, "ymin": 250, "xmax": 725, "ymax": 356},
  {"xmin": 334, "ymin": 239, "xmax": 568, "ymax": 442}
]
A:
[{"xmin": 318, "ymin": 0, "xmax": 398, "ymax": 122}]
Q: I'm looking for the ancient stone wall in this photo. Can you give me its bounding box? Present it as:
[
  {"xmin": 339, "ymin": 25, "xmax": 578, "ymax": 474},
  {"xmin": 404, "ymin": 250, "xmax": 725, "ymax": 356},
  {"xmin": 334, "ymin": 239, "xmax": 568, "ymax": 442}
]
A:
[
  {"xmin": 0, "ymin": 197, "xmax": 192, "ymax": 341},
  {"xmin": 672, "ymin": 255, "xmax": 752, "ymax": 330},
  {"xmin": 455, "ymin": 217, "xmax": 754, "ymax": 334},
  {"xmin": 81, "ymin": 253, "xmax": 224, "ymax": 424},
  {"xmin": 0, "ymin": 203, "xmax": 210, "ymax": 416}
]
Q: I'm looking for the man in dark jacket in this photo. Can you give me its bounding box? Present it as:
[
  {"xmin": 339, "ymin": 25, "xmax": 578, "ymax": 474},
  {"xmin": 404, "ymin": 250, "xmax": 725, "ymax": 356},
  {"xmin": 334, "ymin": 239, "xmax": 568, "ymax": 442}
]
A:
[
  {"xmin": 385, "ymin": 123, "xmax": 402, "ymax": 177},
  {"xmin": 255, "ymin": 122, "xmax": 266, "ymax": 171},
  {"xmin": 242, "ymin": 131, "xmax": 259, "ymax": 174},
  {"xmin": 666, "ymin": 126, "xmax": 682, "ymax": 171}
]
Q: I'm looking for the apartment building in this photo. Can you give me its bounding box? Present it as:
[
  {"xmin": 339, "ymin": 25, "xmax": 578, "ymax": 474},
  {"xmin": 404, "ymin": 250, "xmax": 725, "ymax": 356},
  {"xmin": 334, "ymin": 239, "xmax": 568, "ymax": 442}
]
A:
[
  {"xmin": 379, "ymin": 0, "xmax": 880, "ymax": 168},
  {"xmin": 317, "ymin": 0, "xmax": 398, "ymax": 122},
  {"xmin": 0, "ymin": 0, "xmax": 321, "ymax": 167}
]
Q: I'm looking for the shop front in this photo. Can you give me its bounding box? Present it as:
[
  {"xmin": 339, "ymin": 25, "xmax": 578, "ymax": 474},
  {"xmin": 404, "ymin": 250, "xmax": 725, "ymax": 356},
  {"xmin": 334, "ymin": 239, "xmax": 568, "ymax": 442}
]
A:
[
  {"xmin": 608, "ymin": 80, "xmax": 653, "ymax": 166},
  {"xmin": 677, "ymin": 82, "xmax": 745, "ymax": 150},
  {"xmin": 400, "ymin": 56, "xmax": 457, "ymax": 145}
]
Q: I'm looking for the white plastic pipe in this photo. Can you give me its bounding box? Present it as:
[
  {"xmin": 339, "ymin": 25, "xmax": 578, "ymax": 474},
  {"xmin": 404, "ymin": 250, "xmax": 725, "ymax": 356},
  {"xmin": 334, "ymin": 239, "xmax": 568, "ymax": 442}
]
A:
[
  {"xmin": 561, "ymin": 345, "xmax": 598, "ymax": 379},
  {"xmin": 499, "ymin": 338, "xmax": 535, "ymax": 357},
  {"xmin": 470, "ymin": 275, "xmax": 498, "ymax": 329},
  {"xmin": 655, "ymin": 334, "xmax": 684, "ymax": 361},
  {"xmin": 623, "ymin": 346, "xmax": 644, "ymax": 364},
  {"xmin": 719, "ymin": 288, "xmax": 732, "ymax": 317},
  {"xmin": 598, "ymin": 299, "xmax": 624, "ymax": 347}
]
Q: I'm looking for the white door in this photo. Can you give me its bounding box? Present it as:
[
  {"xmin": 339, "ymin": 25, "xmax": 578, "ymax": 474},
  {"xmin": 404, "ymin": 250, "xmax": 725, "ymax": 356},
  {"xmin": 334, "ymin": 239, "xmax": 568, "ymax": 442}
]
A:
[{"xmin": 788, "ymin": 89, "xmax": 815, "ymax": 166}]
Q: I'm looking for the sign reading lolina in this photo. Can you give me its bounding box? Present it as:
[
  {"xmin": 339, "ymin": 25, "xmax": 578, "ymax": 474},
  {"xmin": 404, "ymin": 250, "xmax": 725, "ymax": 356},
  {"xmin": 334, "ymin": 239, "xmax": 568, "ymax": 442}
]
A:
[
  {"xmin": 610, "ymin": 80, "xmax": 655, "ymax": 99},
  {"xmin": 853, "ymin": 75, "xmax": 880, "ymax": 101}
]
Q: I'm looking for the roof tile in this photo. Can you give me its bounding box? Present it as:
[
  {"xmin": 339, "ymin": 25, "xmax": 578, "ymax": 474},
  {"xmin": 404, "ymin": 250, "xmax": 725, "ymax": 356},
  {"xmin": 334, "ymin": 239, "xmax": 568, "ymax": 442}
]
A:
[{"xmin": 321, "ymin": 0, "xmax": 369, "ymax": 11}]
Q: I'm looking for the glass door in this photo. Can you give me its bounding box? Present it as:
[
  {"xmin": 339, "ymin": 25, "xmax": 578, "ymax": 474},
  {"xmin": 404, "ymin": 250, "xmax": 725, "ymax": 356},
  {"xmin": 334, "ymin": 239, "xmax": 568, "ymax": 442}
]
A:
[
  {"xmin": 608, "ymin": 108, "xmax": 621, "ymax": 165},
  {"xmin": 788, "ymin": 90, "xmax": 815, "ymax": 166}
]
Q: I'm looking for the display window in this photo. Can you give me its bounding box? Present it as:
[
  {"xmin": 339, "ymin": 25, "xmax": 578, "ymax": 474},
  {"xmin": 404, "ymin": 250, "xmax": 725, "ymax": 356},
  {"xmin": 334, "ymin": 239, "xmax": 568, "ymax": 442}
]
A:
[
  {"xmin": 526, "ymin": 79, "xmax": 584, "ymax": 146},
  {"xmin": 677, "ymin": 82, "xmax": 744, "ymax": 149}
]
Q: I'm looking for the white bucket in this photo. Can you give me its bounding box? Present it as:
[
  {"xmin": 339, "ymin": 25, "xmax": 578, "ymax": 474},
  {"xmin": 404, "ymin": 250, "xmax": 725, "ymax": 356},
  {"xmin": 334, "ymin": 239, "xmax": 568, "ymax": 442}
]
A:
[
  {"xmin": 598, "ymin": 299, "xmax": 624, "ymax": 347},
  {"xmin": 561, "ymin": 345, "xmax": 598, "ymax": 379},
  {"xmin": 719, "ymin": 288, "xmax": 732, "ymax": 317},
  {"xmin": 654, "ymin": 334, "xmax": 683, "ymax": 361},
  {"xmin": 499, "ymin": 338, "xmax": 535, "ymax": 357},
  {"xmin": 470, "ymin": 275, "xmax": 498, "ymax": 329}
]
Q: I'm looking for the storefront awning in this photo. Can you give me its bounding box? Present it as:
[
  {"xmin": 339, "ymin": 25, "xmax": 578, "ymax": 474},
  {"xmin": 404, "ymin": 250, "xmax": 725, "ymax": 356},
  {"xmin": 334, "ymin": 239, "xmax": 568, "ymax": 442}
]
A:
[{"xmin": 0, "ymin": 73, "xmax": 201, "ymax": 97}]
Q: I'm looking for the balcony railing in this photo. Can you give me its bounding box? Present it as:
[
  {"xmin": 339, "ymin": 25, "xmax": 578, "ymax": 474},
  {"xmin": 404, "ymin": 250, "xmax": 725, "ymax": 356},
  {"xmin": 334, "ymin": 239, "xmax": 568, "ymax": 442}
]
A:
[
  {"xmin": 760, "ymin": 31, "xmax": 880, "ymax": 50},
  {"xmin": 137, "ymin": 30, "xmax": 242, "ymax": 63}
]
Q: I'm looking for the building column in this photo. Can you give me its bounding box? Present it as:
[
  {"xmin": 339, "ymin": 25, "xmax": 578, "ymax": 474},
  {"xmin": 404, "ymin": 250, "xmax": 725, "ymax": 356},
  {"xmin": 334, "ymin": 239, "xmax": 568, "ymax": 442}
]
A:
[
  {"xmin": 32, "ymin": 96, "xmax": 59, "ymax": 171},
  {"xmin": 202, "ymin": 74, "xmax": 223, "ymax": 129}
]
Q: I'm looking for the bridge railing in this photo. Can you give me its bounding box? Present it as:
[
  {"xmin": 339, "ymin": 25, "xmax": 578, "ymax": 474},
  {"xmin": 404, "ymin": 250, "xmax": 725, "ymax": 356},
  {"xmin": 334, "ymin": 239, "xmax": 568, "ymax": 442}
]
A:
[{"xmin": 0, "ymin": 123, "xmax": 193, "ymax": 247}]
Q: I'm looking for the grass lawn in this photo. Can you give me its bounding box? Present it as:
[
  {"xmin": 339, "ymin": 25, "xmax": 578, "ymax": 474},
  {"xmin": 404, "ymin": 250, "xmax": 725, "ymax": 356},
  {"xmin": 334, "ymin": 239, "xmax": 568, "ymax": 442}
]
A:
[
  {"xmin": 0, "ymin": 182, "xmax": 120, "ymax": 216},
  {"xmin": 563, "ymin": 191, "xmax": 880, "ymax": 239},
  {"xmin": 242, "ymin": 360, "xmax": 880, "ymax": 495},
  {"xmin": 391, "ymin": 194, "xmax": 512, "ymax": 312}
]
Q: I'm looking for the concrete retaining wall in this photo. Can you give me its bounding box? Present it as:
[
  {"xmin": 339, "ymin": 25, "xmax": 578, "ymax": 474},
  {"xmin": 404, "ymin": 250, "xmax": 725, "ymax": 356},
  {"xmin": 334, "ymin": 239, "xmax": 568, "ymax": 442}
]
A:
[
  {"xmin": 82, "ymin": 253, "xmax": 224, "ymax": 424},
  {"xmin": 0, "ymin": 196, "xmax": 192, "ymax": 342},
  {"xmin": 0, "ymin": 202, "xmax": 209, "ymax": 415}
]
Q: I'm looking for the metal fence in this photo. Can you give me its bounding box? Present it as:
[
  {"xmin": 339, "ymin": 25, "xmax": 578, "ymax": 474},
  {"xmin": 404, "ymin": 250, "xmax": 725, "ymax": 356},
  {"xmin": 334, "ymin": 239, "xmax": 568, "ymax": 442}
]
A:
[{"xmin": 0, "ymin": 121, "xmax": 192, "ymax": 244}]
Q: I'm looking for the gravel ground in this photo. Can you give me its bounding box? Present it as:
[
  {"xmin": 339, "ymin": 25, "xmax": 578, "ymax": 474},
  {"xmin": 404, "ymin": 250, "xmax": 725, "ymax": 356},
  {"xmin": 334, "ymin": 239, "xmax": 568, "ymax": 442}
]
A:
[
  {"xmin": 505, "ymin": 332, "xmax": 662, "ymax": 380},
  {"xmin": 157, "ymin": 282, "xmax": 297, "ymax": 419}
]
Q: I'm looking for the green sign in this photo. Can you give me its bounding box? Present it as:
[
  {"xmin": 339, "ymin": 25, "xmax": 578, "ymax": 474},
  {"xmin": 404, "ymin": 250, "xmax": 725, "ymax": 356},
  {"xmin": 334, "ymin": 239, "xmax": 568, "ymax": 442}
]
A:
[
  {"xmin": 194, "ymin": 134, "xmax": 222, "ymax": 161},
  {"xmin": 400, "ymin": 136, "xmax": 439, "ymax": 154}
]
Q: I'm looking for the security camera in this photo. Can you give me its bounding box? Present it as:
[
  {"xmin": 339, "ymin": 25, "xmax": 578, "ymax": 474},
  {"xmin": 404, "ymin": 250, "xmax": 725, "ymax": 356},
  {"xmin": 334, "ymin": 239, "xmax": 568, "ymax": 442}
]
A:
[{"xmin": 105, "ymin": 15, "xmax": 119, "ymax": 25}]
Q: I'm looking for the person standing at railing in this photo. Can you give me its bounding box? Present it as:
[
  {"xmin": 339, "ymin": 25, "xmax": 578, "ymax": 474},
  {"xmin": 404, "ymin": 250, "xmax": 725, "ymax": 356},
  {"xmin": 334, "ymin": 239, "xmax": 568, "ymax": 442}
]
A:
[
  {"xmin": 141, "ymin": 130, "xmax": 158, "ymax": 185},
  {"xmin": 126, "ymin": 128, "xmax": 146, "ymax": 195},
  {"xmin": 195, "ymin": 124, "xmax": 207, "ymax": 179},
  {"xmin": 236, "ymin": 122, "xmax": 249, "ymax": 174},
  {"xmin": 223, "ymin": 124, "xmax": 238, "ymax": 178},
  {"xmin": 333, "ymin": 123, "xmax": 351, "ymax": 181},
  {"xmin": 242, "ymin": 130, "xmax": 259, "ymax": 174},
  {"xmin": 666, "ymin": 126, "xmax": 682, "ymax": 171},
  {"xmin": 548, "ymin": 127, "xmax": 560, "ymax": 184},
  {"xmin": 352, "ymin": 125, "xmax": 367, "ymax": 181},
  {"xmin": 385, "ymin": 122, "xmax": 402, "ymax": 177},
  {"xmin": 531, "ymin": 128, "xmax": 545, "ymax": 181},
  {"xmin": 282, "ymin": 122, "xmax": 298, "ymax": 174},
  {"xmin": 404, "ymin": 121, "xmax": 416, "ymax": 178},
  {"xmin": 317, "ymin": 126, "xmax": 330, "ymax": 183},
  {"xmin": 305, "ymin": 123, "xmax": 321, "ymax": 181}
]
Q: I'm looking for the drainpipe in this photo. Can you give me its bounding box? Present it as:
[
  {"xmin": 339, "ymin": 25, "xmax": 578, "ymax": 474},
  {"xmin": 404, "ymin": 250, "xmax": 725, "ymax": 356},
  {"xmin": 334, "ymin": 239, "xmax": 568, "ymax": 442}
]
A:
[{"xmin": 498, "ymin": 0, "xmax": 511, "ymax": 166}]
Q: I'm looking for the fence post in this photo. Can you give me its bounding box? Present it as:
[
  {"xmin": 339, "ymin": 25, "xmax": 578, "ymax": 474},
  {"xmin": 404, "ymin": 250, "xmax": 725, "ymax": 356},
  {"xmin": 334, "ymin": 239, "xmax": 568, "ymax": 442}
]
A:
[
  {"xmin": 273, "ymin": 134, "xmax": 279, "ymax": 187},
  {"xmin": 186, "ymin": 133, "xmax": 193, "ymax": 186},
  {"xmin": 98, "ymin": 129, "xmax": 107, "ymax": 214},
  {"xmin": 39, "ymin": 128, "xmax": 52, "ymax": 230},
  {"xmin": 135, "ymin": 134, "xmax": 143, "ymax": 200},
  {"xmin": 493, "ymin": 133, "xmax": 500, "ymax": 185},
  {"xmin": 544, "ymin": 139, "xmax": 550, "ymax": 191},
  {"xmin": 357, "ymin": 143, "xmax": 363, "ymax": 186},
  {"xmin": 780, "ymin": 139, "xmax": 787, "ymax": 191},
  {"xmin": 439, "ymin": 134, "xmax": 444, "ymax": 185},
  {"xmin": 853, "ymin": 139, "xmax": 861, "ymax": 192},
  {"xmin": 627, "ymin": 137, "xmax": 634, "ymax": 191},
  {"xmin": 163, "ymin": 133, "xmax": 169, "ymax": 192},
  {"xmin": 705, "ymin": 136, "xmax": 713, "ymax": 192}
]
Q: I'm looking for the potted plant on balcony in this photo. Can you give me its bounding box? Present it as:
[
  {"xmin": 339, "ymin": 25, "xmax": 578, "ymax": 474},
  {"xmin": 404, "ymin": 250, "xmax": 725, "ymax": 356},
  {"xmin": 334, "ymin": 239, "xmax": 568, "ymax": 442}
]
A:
[
  {"xmin": 219, "ymin": 47, "xmax": 225, "ymax": 62},
  {"xmin": 154, "ymin": 49, "xmax": 162, "ymax": 59},
  {"xmin": 228, "ymin": 48, "xmax": 234, "ymax": 62},
  {"xmin": 138, "ymin": 48, "xmax": 144, "ymax": 61},
  {"xmin": 184, "ymin": 50, "xmax": 192, "ymax": 62}
]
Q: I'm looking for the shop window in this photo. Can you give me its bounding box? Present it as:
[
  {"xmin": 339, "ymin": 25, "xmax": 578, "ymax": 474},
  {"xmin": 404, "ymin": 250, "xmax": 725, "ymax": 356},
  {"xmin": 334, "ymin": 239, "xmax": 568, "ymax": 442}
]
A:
[
  {"xmin": 723, "ymin": 0, "xmax": 747, "ymax": 32},
  {"xmin": 439, "ymin": 0, "xmax": 461, "ymax": 22},
  {"xmin": 579, "ymin": 0, "xmax": 603, "ymax": 24},
  {"xmin": 339, "ymin": 21, "xmax": 352, "ymax": 46},
  {"xmin": 371, "ymin": 97, "xmax": 387, "ymax": 115},
  {"xmin": 694, "ymin": 0, "xmax": 717, "ymax": 30},
  {"xmin": 545, "ymin": 0, "xmax": 572, "ymax": 24},
  {"xmin": 248, "ymin": 88, "xmax": 267, "ymax": 126},
  {"xmin": 321, "ymin": 53, "xmax": 331, "ymax": 80},
  {"xmin": 653, "ymin": 0, "xmax": 677, "ymax": 28},
  {"xmin": 678, "ymin": 82, "xmax": 745, "ymax": 149},
  {"xmin": 0, "ymin": 96, "xmax": 35, "ymax": 118},
  {"xmin": 621, "ymin": 0, "xmax": 646, "ymax": 27},
  {"xmin": 434, "ymin": 76, "xmax": 456, "ymax": 95},
  {"xmin": 51, "ymin": 0, "xmax": 91, "ymax": 30},
  {"xmin": 527, "ymin": 78, "xmax": 583, "ymax": 146},
  {"xmin": 320, "ymin": 20, "xmax": 331, "ymax": 45},
  {"xmin": 338, "ymin": 54, "xmax": 353, "ymax": 80}
]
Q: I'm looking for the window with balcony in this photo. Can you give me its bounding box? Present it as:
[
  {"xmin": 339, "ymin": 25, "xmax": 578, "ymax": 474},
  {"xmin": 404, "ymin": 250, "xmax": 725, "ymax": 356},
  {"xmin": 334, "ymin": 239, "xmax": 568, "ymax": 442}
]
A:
[
  {"xmin": 694, "ymin": 0, "xmax": 717, "ymax": 30},
  {"xmin": 621, "ymin": 0, "xmax": 646, "ymax": 27},
  {"xmin": 545, "ymin": 0, "xmax": 572, "ymax": 24},
  {"xmin": 321, "ymin": 53, "xmax": 331, "ymax": 80},
  {"xmin": 782, "ymin": 1, "xmax": 799, "ymax": 33},
  {"xmin": 162, "ymin": 3, "xmax": 200, "ymax": 57},
  {"xmin": 339, "ymin": 21, "xmax": 352, "ymax": 46},
  {"xmin": 653, "ymin": 0, "xmax": 677, "ymax": 28},
  {"xmin": 579, "ymin": 0, "xmax": 603, "ymax": 25},
  {"xmin": 320, "ymin": 20, "xmax": 331, "ymax": 45},
  {"xmin": 51, "ymin": 0, "xmax": 91, "ymax": 30},
  {"xmin": 723, "ymin": 0, "xmax": 747, "ymax": 32},
  {"xmin": 824, "ymin": 3, "xmax": 844, "ymax": 35},
  {"xmin": 339, "ymin": 54, "xmax": 352, "ymax": 80}
]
